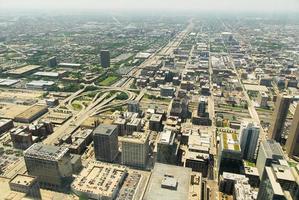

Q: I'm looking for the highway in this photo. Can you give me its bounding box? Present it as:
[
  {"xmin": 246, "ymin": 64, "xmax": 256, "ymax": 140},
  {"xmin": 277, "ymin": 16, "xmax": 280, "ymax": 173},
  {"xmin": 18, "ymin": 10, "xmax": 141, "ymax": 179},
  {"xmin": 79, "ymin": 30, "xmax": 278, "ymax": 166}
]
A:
[{"xmin": 5, "ymin": 20, "xmax": 194, "ymax": 179}]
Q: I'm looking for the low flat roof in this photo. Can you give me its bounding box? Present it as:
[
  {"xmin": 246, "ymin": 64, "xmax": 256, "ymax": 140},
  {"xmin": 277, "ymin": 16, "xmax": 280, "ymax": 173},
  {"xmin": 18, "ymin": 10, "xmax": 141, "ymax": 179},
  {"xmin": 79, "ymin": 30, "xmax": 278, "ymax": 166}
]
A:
[
  {"xmin": 72, "ymin": 161, "xmax": 127, "ymax": 198},
  {"xmin": 8, "ymin": 65, "xmax": 40, "ymax": 75},
  {"xmin": 9, "ymin": 174, "xmax": 37, "ymax": 187},
  {"xmin": 144, "ymin": 163, "xmax": 191, "ymax": 200},
  {"xmin": 244, "ymin": 84, "xmax": 269, "ymax": 92},
  {"xmin": 15, "ymin": 105, "xmax": 47, "ymax": 120}
]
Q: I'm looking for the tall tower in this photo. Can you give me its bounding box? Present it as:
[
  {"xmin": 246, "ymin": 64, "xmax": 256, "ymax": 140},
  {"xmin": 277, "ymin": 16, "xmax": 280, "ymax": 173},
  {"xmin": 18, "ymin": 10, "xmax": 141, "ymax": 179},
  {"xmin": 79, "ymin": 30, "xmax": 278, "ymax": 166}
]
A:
[
  {"xmin": 285, "ymin": 103, "xmax": 299, "ymax": 158},
  {"xmin": 121, "ymin": 131, "xmax": 149, "ymax": 169},
  {"xmin": 268, "ymin": 95, "xmax": 292, "ymax": 142},
  {"xmin": 239, "ymin": 121, "xmax": 260, "ymax": 161},
  {"xmin": 198, "ymin": 97, "xmax": 206, "ymax": 117},
  {"xmin": 100, "ymin": 50, "xmax": 110, "ymax": 68},
  {"xmin": 93, "ymin": 124, "xmax": 118, "ymax": 162}
]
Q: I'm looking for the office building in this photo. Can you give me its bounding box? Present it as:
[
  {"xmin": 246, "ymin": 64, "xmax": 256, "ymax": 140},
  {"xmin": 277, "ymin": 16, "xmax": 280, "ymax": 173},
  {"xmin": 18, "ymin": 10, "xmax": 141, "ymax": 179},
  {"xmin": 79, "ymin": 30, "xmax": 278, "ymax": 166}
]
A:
[
  {"xmin": 157, "ymin": 130, "xmax": 179, "ymax": 164},
  {"xmin": 24, "ymin": 143, "xmax": 73, "ymax": 190},
  {"xmin": 149, "ymin": 114, "xmax": 163, "ymax": 132},
  {"xmin": 127, "ymin": 100, "xmax": 140, "ymax": 113},
  {"xmin": 219, "ymin": 172, "xmax": 257, "ymax": 199},
  {"xmin": 198, "ymin": 97, "xmax": 206, "ymax": 117},
  {"xmin": 257, "ymin": 164, "xmax": 297, "ymax": 200},
  {"xmin": 93, "ymin": 124, "xmax": 118, "ymax": 162},
  {"xmin": 258, "ymin": 92, "xmax": 268, "ymax": 108},
  {"xmin": 29, "ymin": 121, "xmax": 53, "ymax": 138},
  {"xmin": 100, "ymin": 50, "xmax": 110, "ymax": 68},
  {"xmin": 239, "ymin": 121, "xmax": 260, "ymax": 161},
  {"xmin": 218, "ymin": 132, "xmax": 243, "ymax": 175},
  {"xmin": 144, "ymin": 163, "xmax": 201, "ymax": 200},
  {"xmin": 121, "ymin": 131, "xmax": 149, "ymax": 168},
  {"xmin": 71, "ymin": 161, "xmax": 127, "ymax": 200},
  {"xmin": 183, "ymin": 132, "xmax": 211, "ymax": 177},
  {"xmin": 113, "ymin": 118, "xmax": 126, "ymax": 136},
  {"xmin": 126, "ymin": 118, "xmax": 142, "ymax": 135},
  {"xmin": 0, "ymin": 119, "xmax": 14, "ymax": 135},
  {"xmin": 47, "ymin": 56, "xmax": 57, "ymax": 67},
  {"xmin": 268, "ymin": 95, "xmax": 292, "ymax": 142},
  {"xmin": 160, "ymin": 86, "xmax": 175, "ymax": 97},
  {"xmin": 10, "ymin": 126, "xmax": 34, "ymax": 150},
  {"xmin": 244, "ymin": 166, "xmax": 260, "ymax": 188},
  {"xmin": 170, "ymin": 98, "xmax": 189, "ymax": 120},
  {"xmin": 9, "ymin": 174, "xmax": 41, "ymax": 199},
  {"xmin": 285, "ymin": 103, "xmax": 299, "ymax": 158},
  {"xmin": 256, "ymin": 140, "xmax": 284, "ymax": 180}
]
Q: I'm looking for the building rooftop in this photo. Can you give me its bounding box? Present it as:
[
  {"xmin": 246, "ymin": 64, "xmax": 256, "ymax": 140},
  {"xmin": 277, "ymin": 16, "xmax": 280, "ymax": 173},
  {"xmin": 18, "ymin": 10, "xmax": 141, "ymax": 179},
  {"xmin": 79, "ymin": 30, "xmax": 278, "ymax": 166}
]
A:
[
  {"xmin": 24, "ymin": 143, "xmax": 69, "ymax": 161},
  {"xmin": 159, "ymin": 130, "xmax": 174, "ymax": 145},
  {"xmin": 15, "ymin": 105, "xmax": 47, "ymax": 120},
  {"xmin": 93, "ymin": 124, "xmax": 117, "ymax": 136},
  {"xmin": 271, "ymin": 164, "xmax": 296, "ymax": 182},
  {"xmin": 144, "ymin": 163, "xmax": 192, "ymax": 200},
  {"xmin": 262, "ymin": 140, "xmax": 284, "ymax": 159},
  {"xmin": 0, "ymin": 79, "xmax": 20, "ymax": 86},
  {"xmin": 9, "ymin": 174, "xmax": 37, "ymax": 187},
  {"xmin": 26, "ymin": 80, "xmax": 55, "ymax": 87},
  {"xmin": 71, "ymin": 161, "xmax": 127, "ymax": 199},
  {"xmin": 265, "ymin": 167, "xmax": 285, "ymax": 196},
  {"xmin": 33, "ymin": 71, "xmax": 59, "ymax": 77},
  {"xmin": 121, "ymin": 131, "xmax": 149, "ymax": 144},
  {"xmin": 7, "ymin": 65, "xmax": 40, "ymax": 75},
  {"xmin": 0, "ymin": 119, "xmax": 12, "ymax": 126},
  {"xmin": 222, "ymin": 132, "xmax": 240, "ymax": 151},
  {"xmin": 127, "ymin": 118, "xmax": 141, "ymax": 126},
  {"xmin": 150, "ymin": 114, "xmax": 162, "ymax": 122}
]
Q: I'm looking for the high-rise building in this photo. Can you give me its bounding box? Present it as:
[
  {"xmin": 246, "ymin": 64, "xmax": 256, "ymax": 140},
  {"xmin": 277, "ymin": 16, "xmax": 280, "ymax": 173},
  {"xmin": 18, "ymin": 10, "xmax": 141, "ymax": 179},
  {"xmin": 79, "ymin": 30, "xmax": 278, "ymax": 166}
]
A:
[
  {"xmin": 256, "ymin": 140, "xmax": 284, "ymax": 180},
  {"xmin": 257, "ymin": 164, "xmax": 297, "ymax": 200},
  {"xmin": 24, "ymin": 143, "xmax": 73, "ymax": 190},
  {"xmin": 127, "ymin": 100, "xmax": 140, "ymax": 113},
  {"xmin": 157, "ymin": 130, "xmax": 178, "ymax": 165},
  {"xmin": 47, "ymin": 56, "xmax": 57, "ymax": 67},
  {"xmin": 121, "ymin": 131, "xmax": 149, "ymax": 168},
  {"xmin": 198, "ymin": 97, "xmax": 206, "ymax": 117},
  {"xmin": 218, "ymin": 132, "xmax": 243, "ymax": 175},
  {"xmin": 149, "ymin": 114, "xmax": 163, "ymax": 132},
  {"xmin": 93, "ymin": 124, "xmax": 118, "ymax": 162},
  {"xmin": 239, "ymin": 121, "xmax": 260, "ymax": 161},
  {"xmin": 100, "ymin": 50, "xmax": 110, "ymax": 68},
  {"xmin": 285, "ymin": 103, "xmax": 299, "ymax": 158},
  {"xmin": 268, "ymin": 95, "xmax": 292, "ymax": 142}
]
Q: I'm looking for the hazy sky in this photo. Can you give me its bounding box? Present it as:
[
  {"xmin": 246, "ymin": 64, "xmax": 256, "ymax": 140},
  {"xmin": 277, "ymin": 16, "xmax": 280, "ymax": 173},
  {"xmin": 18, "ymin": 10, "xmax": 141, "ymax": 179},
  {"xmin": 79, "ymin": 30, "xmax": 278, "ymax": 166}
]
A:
[{"xmin": 0, "ymin": 0, "xmax": 299, "ymax": 12}]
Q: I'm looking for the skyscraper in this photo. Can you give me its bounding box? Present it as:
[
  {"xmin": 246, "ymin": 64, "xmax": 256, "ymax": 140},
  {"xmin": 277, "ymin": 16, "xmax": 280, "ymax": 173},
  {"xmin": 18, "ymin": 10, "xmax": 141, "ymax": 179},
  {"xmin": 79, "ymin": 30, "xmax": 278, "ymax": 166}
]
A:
[
  {"xmin": 24, "ymin": 143, "xmax": 73, "ymax": 190},
  {"xmin": 239, "ymin": 121, "xmax": 260, "ymax": 161},
  {"xmin": 93, "ymin": 124, "xmax": 118, "ymax": 162},
  {"xmin": 121, "ymin": 131, "xmax": 149, "ymax": 168},
  {"xmin": 100, "ymin": 50, "xmax": 110, "ymax": 68},
  {"xmin": 268, "ymin": 95, "xmax": 292, "ymax": 142},
  {"xmin": 257, "ymin": 164, "xmax": 297, "ymax": 200},
  {"xmin": 127, "ymin": 100, "xmax": 140, "ymax": 113},
  {"xmin": 285, "ymin": 103, "xmax": 299, "ymax": 158},
  {"xmin": 47, "ymin": 56, "xmax": 57, "ymax": 67},
  {"xmin": 198, "ymin": 97, "xmax": 206, "ymax": 117},
  {"xmin": 256, "ymin": 140, "xmax": 284, "ymax": 180}
]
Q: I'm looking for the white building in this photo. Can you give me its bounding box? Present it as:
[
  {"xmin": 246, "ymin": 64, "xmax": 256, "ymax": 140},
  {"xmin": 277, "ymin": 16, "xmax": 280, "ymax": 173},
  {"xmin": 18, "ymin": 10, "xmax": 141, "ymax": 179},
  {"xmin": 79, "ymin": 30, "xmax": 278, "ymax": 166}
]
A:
[{"xmin": 121, "ymin": 131, "xmax": 149, "ymax": 169}]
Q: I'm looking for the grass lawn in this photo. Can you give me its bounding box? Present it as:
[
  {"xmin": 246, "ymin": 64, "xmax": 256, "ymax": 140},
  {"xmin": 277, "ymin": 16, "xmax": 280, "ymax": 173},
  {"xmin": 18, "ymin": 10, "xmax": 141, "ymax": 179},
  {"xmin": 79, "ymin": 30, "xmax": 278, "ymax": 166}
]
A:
[
  {"xmin": 99, "ymin": 75, "xmax": 119, "ymax": 86},
  {"xmin": 72, "ymin": 101, "xmax": 83, "ymax": 111}
]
